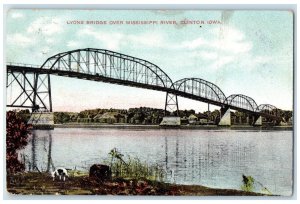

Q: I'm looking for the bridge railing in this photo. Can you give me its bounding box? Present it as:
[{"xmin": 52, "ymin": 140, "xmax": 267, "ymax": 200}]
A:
[{"xmin": 7, "ymin": 62, "xmax": 42, "ymax": 68}]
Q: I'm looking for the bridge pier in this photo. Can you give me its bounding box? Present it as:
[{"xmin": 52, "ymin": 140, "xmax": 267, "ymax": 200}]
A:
[
  {"xmin": 28, "ymin": 112, "xmax": 54, "ymax": 129},
  {"xmin": 218, "ymin": 107, "xmax": 231, "ymax": 126},
  {"xmin": 161, "ymin": 92, "xmax": 180, "ymax": 126},
  {"xmin": 253, "ymin": 115, "xmax": 262, "ymax": 126}
]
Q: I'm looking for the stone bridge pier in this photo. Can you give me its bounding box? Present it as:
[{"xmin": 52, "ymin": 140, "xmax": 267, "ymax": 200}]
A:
[
  {"xmin": 252, "ymin": 115, "xmax": 262, "ymax": 126},
  {"xmin": 218, "ymin": 106, "xmax": 231, "ymax": 126},
  {"xmin": 218, "ymin": 106, "xmax": 263, "ymax": 126}
]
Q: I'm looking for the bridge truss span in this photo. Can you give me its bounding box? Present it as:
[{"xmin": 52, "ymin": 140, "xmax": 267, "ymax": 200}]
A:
[
  {"xmin": 40, "ymin": 48, "xmax": 173, "ymax": 90},
  {"xmin": 6, "ymin": 48, "xmax": 283, "ymax": 122},
  {"xmin": 256, "ymin": 104, "xmax": 280, "ymax": 118},
  {"xmin": 225, "ymin": 94, "xmax": 258, "ymax": 112},
  {"xmin": 172, "ymin": 78, "xmax": 226, "ymax": 106}
]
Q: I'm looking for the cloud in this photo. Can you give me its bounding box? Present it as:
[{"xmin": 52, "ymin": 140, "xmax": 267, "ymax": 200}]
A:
[
  {"xmin": 78, "ymin": 26, "xmax": 124, "ymax": 50},
  {"xmin": 10, "ymin": 12, "xmax": 24, "ymax": 19},
  {"xmin": 67, "ymin": 40, "xmax": 82, "ymax": 48},
  {"xmin": 7, "ymin": 33, "xmax": 31, "ymax": 47},
  {"xmin": 77, "ymin": 26, "xmax": 167, "ymax": 50},
  {"xmin": 210, "ymin": 37, "xmax": 252, "ymax": 54},
  {"xmin": 180, "ymin": 38, "xmax": 205, "ymax": 49},
  {"xmin": 74, "ymin": 25, "xmax": 262, "ymax": 73},
  {"xmin": 211, "ymin": 56, "xmax": 235, "ymax": 69},
  {"xmin": 7, "ymin": 16, "xmax": 68, "ymax": 64},
  {"xmin": 46, "ymin": 38, "xmax": 55, "ymax": 44},
  {"xmin": 75, "ymin": 26, "xmax": 252, "ymax": 67},
  {"xmin": 127, "ymin": 32, "xmax": 164, "ymax": 47},
  {"xmin": 176, "ymin": 26, "xmax": 256, "ymax": 71},
  {"xmin": 27, "ymin": 17, "xmax": 64, "ymax": 36},
  {"xmin": 179, "ymin": 27, "xmax": 252, "ymax": 54},
  {"xmin": 192, "ymin": 51, "xmax": 218, "ymax": 60}
]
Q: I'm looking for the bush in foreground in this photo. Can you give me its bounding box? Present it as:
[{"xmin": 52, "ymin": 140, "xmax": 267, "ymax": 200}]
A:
[{"xmin": 6, "ymin": 111, "xmax": 31, "ymax": 173}]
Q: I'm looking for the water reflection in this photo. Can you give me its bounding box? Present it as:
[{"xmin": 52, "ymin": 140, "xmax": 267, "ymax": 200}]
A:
[
  {"xmin": 26, "ymin": 130, "xmax": 55, "ymax": 172},
  {"xmin": 46, "ymin": 132, "xmax": 54, "ymax": 172},
  {"xmin": 21, "ymin": 128, "xmax": 293, "ymax": 196},
  {"xmin": 164, "ymin": 136, "xmax": 168, "ymax": 171},
  {"xmin": 30, "ymin": 132, "xmax": 36, "ymax": 171}
]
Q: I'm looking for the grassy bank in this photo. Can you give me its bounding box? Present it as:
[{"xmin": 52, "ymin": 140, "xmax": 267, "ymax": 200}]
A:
[{"xmin": 6, "ymin": 172, "xmax": 268, "ymax": 196}]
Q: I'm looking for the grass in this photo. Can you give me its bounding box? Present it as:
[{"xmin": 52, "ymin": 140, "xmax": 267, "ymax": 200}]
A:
[
  {"xmin": 241, "ymin": 174, "xmax": 272, "ymax": 195},
  {"xmin": 14, "ymin": 148, "xmax": 272, "ymax": 195},
  {"xmin": 104, "ymin": 148, "xmax": 165, "ymax": 182},
  {"xmin": 6, "ymin": 172, "xmax": 268, "ymax": 196},
  {"xmin": 106, "ymin": 156, "xmax": 165, "ymax": 181}
]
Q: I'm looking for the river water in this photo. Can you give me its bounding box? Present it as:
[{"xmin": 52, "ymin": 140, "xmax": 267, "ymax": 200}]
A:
[{"xmin": 20, "ymin": 128, "xmax": 293, "ymax": 196}]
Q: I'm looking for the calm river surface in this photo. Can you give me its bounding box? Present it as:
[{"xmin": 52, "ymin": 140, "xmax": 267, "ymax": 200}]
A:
[{"xmin": 21, "ymin": 128, "xmax": 293, "ymax": 196}]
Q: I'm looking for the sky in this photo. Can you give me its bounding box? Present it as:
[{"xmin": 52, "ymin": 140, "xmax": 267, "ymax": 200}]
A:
[{"xmin": 5, "ymin": 9, "xmax": 294, "ymax": 112}]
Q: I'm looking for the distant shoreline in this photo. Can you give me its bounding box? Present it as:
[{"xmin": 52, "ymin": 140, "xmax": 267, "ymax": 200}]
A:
[{"xmin": 53, "ymin": 123, "xmax": 293, "ymax": 131}]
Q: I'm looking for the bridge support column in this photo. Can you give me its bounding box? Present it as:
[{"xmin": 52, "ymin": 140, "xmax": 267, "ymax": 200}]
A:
[
  {"xmin": 33, "ymin": 73, "xmax": 52, "ymax": 112},
  {"xmin": 161, "ymin": 92, "xmax": 180, "ymax": 126},
  {"xmin": 218, "ymin": 107, "xmax": 231, "ymax": 126},
  {"xmin": 253, "ymin": 115, "xmax": 262, "ymax": 126},
  {"xmin": 7, "ymin": 70, "xmax": 52, "ymax": 112},
  {"xmin": 164, "ymin": 92, "xmax": 179, "ymax": 116}
]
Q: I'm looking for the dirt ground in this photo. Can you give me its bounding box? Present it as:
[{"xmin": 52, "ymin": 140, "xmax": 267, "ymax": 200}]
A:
[{"xmin": 6, "ymin": 172, "xmax": 268, "ymax": 196}]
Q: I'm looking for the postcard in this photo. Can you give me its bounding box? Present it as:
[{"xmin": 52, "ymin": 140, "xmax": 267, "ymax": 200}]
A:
[{"xmin": 5, "ymin": 9, "xmax": 293, "ymax": 196}]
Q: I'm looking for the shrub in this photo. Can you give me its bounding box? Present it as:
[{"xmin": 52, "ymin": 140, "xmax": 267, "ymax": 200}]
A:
[
  {"xmin": 241, "ymin": 175, "xmax": 254, "ymax": 192},
  {"xmin": 6, "ymin": 111, "xmax": 31, "ymax": 173},
  {"xmin": 106, "ymin": 148, "xmax": 165, "ymax": 181}
]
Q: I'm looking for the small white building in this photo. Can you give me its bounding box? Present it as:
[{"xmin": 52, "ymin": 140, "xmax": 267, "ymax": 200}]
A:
[{"xmin": 188, "ymin": 114, "xmax": 198, "ymax": 124}]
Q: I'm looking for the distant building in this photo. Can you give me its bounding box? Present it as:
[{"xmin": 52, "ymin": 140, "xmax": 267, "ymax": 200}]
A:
[
  {"xmin": 93, "ymin": 112, "xmax": 117, "ymax": 124},
  {"xmin": 188, "ymin": 114, "xmax": 198, "ymax": 124},
  {"xmin": 180, "ymin": 116, "xmax": 189, "ymax": 125}
]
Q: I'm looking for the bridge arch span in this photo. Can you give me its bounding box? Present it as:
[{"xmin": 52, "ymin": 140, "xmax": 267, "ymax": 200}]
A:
[
  {"xmin": 226, "ymin": 94, "xmax": 258, "ymax": 112},
  {"xmin": 173, "ymin": 78, "xmax": 226, "ymax": 104},
  {"xmin": 257, "ymin": 104, "xmax": 280, "ymax": 117},
  {"xmin": 40, "ymin": 48, "xmax": 173, "ymax": 89}
]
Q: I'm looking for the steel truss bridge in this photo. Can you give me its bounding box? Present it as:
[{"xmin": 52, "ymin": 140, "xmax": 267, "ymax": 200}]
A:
[{"xmin": 6, "ymin": 48, "xmax": 281, "ymax": 124}]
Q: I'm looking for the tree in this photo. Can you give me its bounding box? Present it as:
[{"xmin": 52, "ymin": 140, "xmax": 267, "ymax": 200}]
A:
[
  {"xmin": 6, "ymin": 111, "xmax": 31, "ymax": 173},
  {"xmin": 241, "ymin": 175, "xmax": 254, "ymax": 192},
  {"xmin": 54, "ymin": 112, "xmax": 71, "ymax": 124}
]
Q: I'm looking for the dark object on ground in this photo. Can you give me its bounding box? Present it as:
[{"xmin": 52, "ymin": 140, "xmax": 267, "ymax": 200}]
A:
[{"xmin": 89, "ymin": 164, "xmax": 112, "ymax": 182}]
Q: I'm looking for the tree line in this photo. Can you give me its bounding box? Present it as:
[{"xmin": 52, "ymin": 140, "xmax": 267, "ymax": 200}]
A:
[{"xmin": 52, "ymin": 107, "xmax": 293, "ymax": 125}]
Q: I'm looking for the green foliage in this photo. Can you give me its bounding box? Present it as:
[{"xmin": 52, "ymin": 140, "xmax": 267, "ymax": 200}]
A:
[
  {"xmin": 6, "ymin": 111, "xmax": 31, "ymax": 173},
  {"xmin": 241, "ymin": 175, "xmax": 272, "ymax": 195},
  {"xmin": 68, "ymin": 170, "xmax": 88, "ymax": 177},
  {"xmin": 241, "ymin": 175, "xmax": 254, "ymax": 192},
  {"xmin": 16, "ymin": 109, "xmax": 31, "ymax": 121},
  {"xmin": 105, "ymin": 148, "xmax": 165, "ymax": 182},
  {"xmin": 109, "ymin": 148, "xmax": 126, "ymax": 166},
  {"xmin": 54, "ymin": 112, "xmax": 71, "ymax": 124}
]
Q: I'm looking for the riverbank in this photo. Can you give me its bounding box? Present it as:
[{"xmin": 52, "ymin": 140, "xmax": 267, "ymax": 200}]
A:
[
  {"xmin": 6, "ymin": 172, "xmax": 268, "ymax": 196},
  {"xmin": 53, "ymin": 123, "xmax": 293, "ymax": 130}
]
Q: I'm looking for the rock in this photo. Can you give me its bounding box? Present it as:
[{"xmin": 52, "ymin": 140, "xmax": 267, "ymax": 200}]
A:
[{"xmin": 89, "ymin": 164, "xmax": 112, "ymax": 182}]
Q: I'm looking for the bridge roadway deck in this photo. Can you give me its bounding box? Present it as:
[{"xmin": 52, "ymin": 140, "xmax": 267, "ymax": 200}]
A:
[{"xmin": 7, "ymin": 65, "xmax": 278, "ymax": 119}]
